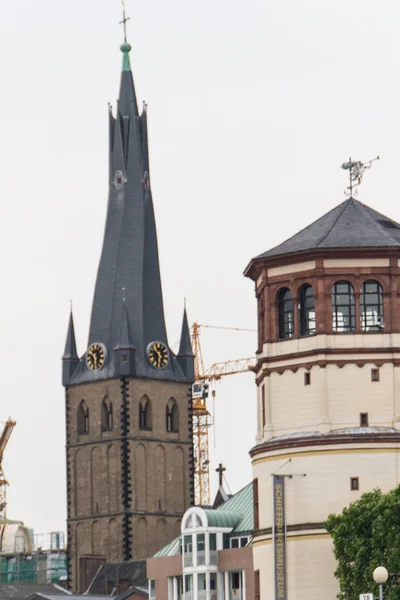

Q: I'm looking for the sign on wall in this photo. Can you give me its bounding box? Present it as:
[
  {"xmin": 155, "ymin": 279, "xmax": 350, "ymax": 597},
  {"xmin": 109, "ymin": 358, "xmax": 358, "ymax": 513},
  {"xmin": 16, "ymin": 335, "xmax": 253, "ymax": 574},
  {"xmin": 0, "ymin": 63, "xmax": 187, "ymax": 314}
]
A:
[{"xmin": 273, "ymin": 475, "xmax": 287, "ymax": 600}]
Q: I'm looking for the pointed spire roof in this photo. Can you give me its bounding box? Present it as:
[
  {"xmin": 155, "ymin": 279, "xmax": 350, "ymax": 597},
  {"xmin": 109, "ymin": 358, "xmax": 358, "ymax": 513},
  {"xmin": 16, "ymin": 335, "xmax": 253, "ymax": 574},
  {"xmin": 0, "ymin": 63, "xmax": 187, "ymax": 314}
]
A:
[
  {"xmin": 178, "ymin": 307, "xmax": 194, "ymax": 357},
  {"xmin": 66, "ymin": 38, "xmax": 188, "ymax": 385},
  {"xmin": 63, "ymin": 311, "xmax": 78, "ymax": 360},
  {"xmin": 250, "ymin": 198, "xmax": 400, "ymax": 263}
]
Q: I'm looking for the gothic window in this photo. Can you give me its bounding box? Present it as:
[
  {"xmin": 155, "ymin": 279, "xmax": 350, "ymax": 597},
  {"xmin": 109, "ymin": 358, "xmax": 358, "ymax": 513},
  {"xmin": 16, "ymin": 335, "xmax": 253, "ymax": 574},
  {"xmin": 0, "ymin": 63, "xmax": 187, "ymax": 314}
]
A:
[
  {"xmin": 166, "ymin": 399, "xmax": 179, "ymax": 433},
  {"xmin": 78, "ymin": 400, "xmax": 89, "ymax": 435},
  {"xmin": 139, "ymin": 397, "xmax": 152, "ymax": 430},
  {"xmin": 299, "ymin": 284, "xmax": 316, "ymax": 336},
  {"xmin": 332, "ymin": 281, "xmax": 355, "ymax": 332},
  {"xmin": 102, "ymin": 399, "xmax": 113, "ymax": 432},
  {"xmin": 278, "ymin": 288, "xmax": 294, "ymax": 340},
  {"xmin": 360, "ymin": 280, "xmax": 384, "ymax": 331}
]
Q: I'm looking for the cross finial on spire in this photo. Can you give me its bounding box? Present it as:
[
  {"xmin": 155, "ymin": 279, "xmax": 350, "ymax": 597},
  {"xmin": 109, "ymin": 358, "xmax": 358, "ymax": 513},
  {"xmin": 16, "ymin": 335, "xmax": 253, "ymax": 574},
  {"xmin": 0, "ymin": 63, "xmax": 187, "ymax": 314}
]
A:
[
  {"xmin": 120, "ymin": 1, "xmax": 130, "ymax": 43},
  {"xmin": 216, "ymin": 463, "xmax": 226, "ymax": 487}
]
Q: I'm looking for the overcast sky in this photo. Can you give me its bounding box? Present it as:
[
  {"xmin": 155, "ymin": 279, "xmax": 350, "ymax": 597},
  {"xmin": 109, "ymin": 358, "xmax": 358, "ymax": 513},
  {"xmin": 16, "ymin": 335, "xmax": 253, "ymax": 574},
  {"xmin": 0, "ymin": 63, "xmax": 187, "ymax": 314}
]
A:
[{"xmin": 0, "ymin": 0, "xmax": 398, "ymax": 536}]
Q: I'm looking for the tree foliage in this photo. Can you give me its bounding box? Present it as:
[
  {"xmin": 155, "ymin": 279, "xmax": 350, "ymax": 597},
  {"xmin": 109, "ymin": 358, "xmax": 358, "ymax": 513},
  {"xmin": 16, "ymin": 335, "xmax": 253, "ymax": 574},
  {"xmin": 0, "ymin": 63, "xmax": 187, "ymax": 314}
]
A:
[{"xmin": 325, "ymin": 486, "xmax": 400, "ymax": 600}]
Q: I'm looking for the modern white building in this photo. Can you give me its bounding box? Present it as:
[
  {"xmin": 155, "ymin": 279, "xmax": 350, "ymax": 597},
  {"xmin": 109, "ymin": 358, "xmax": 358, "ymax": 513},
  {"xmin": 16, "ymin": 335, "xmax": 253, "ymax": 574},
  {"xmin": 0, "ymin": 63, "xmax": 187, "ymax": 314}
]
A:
[{"xmin": 245, "ymin": 196, "xmax": 400, "ymax": 598}]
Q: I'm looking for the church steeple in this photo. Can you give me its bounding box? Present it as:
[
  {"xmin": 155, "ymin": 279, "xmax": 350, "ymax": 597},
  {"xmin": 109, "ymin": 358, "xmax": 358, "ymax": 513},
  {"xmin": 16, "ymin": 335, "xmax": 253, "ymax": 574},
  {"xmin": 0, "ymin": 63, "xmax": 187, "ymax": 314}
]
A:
[
  {"xmin": 177, "ymin": 306, "xmax": 195, "ymax": 382},
  {"xmin": 63, "ymin": 40, "xmax": 188, "ymax": 385},
  {"xmin": 62, "ymin": 310, "xmax": 79, "ymax": 385}
]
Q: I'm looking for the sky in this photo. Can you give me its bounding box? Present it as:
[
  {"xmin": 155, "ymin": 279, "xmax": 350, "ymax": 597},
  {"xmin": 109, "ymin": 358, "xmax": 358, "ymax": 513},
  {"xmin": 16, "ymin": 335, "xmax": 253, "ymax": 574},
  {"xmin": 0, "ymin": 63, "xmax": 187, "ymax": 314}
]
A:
[{"xmin": 0, "ymin": 0, "xmax": 399, "ymax": 535}]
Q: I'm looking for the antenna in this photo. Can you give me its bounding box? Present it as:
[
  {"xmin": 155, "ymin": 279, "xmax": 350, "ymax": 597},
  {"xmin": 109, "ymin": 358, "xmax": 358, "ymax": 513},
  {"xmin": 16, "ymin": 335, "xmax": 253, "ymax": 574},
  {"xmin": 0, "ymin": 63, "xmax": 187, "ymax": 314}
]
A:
[
  {"xmin": 341, "ymin": 155, "xmax": 379, "ymax": 197},
  {"xmin": 120, "ymin": 1, "xmax": 130, "ymax": 43}
]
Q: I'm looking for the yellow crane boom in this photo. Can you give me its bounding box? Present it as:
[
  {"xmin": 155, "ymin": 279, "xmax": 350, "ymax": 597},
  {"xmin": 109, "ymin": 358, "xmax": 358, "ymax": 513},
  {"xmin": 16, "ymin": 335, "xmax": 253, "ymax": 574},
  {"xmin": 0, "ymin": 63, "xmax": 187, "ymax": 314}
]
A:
[
  {"xmin": 191, "ymin": 323, "xmax": 255, "ymax": 506},
  {"xmin": 0, "ymin": 419, "xmax": 16, "ymax": 519}
]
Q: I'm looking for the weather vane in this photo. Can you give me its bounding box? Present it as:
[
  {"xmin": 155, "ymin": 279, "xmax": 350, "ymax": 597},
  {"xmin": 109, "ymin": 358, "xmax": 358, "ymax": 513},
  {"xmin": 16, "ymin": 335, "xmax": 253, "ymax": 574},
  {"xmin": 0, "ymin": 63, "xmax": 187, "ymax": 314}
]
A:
[
  {"xmin": 341, "ymin": 155, "xmax": 380, "ymax": 197},
  {"xmin": 120, "ymin": 1, "xmax": 130, "ymax": 43}
]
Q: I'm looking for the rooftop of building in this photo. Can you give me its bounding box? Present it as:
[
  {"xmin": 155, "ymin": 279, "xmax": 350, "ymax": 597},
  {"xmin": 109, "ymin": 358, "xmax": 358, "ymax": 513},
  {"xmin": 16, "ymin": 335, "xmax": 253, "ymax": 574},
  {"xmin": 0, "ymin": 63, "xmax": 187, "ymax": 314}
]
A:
[
  {"xmin": 245, "ymin": 197, "xmax": 400, "ymax": 275},
  {"xmin": 154, "ymin": 482, "xmax": 253, "ymax": 558}
]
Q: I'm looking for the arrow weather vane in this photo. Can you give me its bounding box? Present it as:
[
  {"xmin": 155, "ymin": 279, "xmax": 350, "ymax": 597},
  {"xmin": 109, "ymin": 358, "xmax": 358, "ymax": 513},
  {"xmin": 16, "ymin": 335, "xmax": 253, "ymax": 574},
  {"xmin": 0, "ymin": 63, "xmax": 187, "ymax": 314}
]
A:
[
  {"xmin": 120, "ymin": 1, "xmax": 130, "ymax": 42},
  {"xmin": 341, "ymin": 155, "xmax": 380, "ymax": 197}
]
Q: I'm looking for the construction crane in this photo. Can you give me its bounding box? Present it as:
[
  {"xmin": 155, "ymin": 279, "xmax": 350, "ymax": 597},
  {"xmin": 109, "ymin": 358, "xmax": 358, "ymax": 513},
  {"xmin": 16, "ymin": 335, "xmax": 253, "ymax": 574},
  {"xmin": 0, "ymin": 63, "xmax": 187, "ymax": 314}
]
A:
[
  {"xmin": 0, "ymin": 419, "xmax": 16, "ymax": 519},
  {"xmin": 191, "ymin": 323, "xmax": 256, "ymax": 506}
]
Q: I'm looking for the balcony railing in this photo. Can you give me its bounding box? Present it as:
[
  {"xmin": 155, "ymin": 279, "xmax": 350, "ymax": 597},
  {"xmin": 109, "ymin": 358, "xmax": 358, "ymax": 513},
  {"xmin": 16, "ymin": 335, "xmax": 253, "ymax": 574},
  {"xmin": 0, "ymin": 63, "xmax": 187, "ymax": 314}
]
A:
[
  {"xmin": 198, "ymin": 591, "xmax": 207, "ymax": 600},
  {"xmin": 209, "ymin": 550, "xmax": 218, "ymax": 564},
  {"xmin": 197, "ymin": 551, "xmax": 206, "ymax": 566},
  {"xmin": 230, "ymin": 590, "xmax": 242, "ymax": 600}
]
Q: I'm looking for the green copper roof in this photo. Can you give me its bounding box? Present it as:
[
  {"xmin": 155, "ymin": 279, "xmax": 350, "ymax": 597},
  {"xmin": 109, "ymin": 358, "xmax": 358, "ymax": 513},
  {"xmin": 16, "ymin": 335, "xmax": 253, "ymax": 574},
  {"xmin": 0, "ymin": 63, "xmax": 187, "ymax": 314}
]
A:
[
  {"xmin": 217, "ymin": 482, "xmax": 254, "ymax": 533},
  {"xmin": 154, "ymin": 536, "xmax": 180, "ymax": 558},
  {"xmin": 120, "ymin": 42, "xmax": 132, "ymax": 71},
  {"xmin": 204, "ymin": 510, "xmax": 241, "ymax": 528}
]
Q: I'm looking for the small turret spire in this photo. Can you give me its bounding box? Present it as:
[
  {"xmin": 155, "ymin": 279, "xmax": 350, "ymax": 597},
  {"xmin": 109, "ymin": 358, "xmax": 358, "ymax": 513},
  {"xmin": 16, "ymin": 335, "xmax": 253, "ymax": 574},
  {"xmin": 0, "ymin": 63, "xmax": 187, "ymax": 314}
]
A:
[
  {"xmin": 177, "ymin": 305, "xmax": 195, "ymax": 382},
  {"xmin": 62, "ymin": 309, "xmax": 80, "ymax": 385}
]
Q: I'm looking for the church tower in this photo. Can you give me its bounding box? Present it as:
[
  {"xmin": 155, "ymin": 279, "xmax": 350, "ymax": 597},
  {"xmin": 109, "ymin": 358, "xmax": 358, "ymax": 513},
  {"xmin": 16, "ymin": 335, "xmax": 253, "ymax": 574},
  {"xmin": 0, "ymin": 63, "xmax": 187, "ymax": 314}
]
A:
[
  {"xmin": 245, "ymin": 197, "xmax": 400, "ymax": 599},
  {"xmin": 62, "ymin": 40, "xmax": 194, "ymax": 593}
]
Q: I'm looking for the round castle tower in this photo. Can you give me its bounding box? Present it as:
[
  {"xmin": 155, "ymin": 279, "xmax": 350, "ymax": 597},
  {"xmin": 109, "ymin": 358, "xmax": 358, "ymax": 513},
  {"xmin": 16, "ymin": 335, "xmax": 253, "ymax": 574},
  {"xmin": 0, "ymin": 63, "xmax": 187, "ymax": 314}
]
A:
[{"xmin": 245, "ymin": 197, "xmax": 400, "ymax": 599}]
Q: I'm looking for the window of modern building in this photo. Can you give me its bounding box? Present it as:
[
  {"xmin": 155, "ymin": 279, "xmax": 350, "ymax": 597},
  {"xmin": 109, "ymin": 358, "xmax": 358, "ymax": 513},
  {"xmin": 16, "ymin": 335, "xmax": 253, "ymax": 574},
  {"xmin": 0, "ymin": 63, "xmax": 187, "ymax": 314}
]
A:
[
  {"xmin": 350, "ymin": 477, "xmax": 359, "ymax": 491},
  {"xmin": 183, "ymin": 535, "xmax": 193, "ymax": 567},
  {"xmin": 223, "ymin": 533, "xmax": 230, "ymax": 550},
  {"xmin": 177, "ymin": 576, "xmax": 183, "ymax": 600},
  {"xmin": 149, "ymin": 579, "xmax": 156, "ymax": 600},
  {"xmin": 209, "ymin": 533, "xmax": 217, "ymax": 564},
  {"xmin": 231, "ymin": 572, "xmax": 242, "ymax": 592},
  {"xmin": 278, "ymin": 288, "xmax": 294, "ymax": 339},
  {"xmin": 198, "ymin": 573, "xmax": 206, "ymax": 599},
  {"xmin": 360, "ymin": 413, "xmax": 369, "ymax": 427},
  {"xmin": 231, "ymin": 538, "xmax": 239, "ymax": 549},
  {"xmin": 78, "ymin": 400, "xmax": 89, "ymax": 435},
  {"xmin": 197, "ymin": 534, "xmax": 205, "ymax": 565},
  {"xmin": 360, "ymin": 280, "xmax": 384, "ymax": 331},
  {"xmin": 184, "ymin": 575, "xmax": 193, "ymax": 600},
  {"xmin": 371, "ymin": 368, "xmax": 380, "ymax": 382},
  {"xmin": 230, "ymin": 536, "xmax": 249, "ymax": 549},
  {"xmin": 210, "ymin": 573, "xmax": 217, "ymax": 592},
  {"xmin": 304, "ymin": 371, "xmax": 311, "ymax": 386},
  {"xmin": 299, "ymin": 284, "xmax": 316, "ymax": 336},
  {"xmin": 332, "ymin": 281, "xmax": 355, "ymax": 332},
  {"xmin": 101, "ymin": 399, "xmax": 113, "ymax": 432}
]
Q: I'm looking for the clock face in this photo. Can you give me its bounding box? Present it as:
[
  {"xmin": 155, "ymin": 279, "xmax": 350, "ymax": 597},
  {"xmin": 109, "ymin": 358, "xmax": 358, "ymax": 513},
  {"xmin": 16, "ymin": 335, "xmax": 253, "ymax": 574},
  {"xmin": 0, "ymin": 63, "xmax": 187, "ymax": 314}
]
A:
[
  {"xmin": 86, "ymin": 343, "xmax": 106, "ymax": 371},
  {"xmin": 147, "ymin": 341, "xmax": 169, "ymax": 369}
]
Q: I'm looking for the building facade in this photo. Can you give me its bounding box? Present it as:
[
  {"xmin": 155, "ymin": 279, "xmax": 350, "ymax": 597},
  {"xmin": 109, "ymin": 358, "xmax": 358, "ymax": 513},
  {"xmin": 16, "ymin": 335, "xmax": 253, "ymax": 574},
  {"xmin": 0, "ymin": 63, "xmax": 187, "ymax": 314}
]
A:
[
  {"xmin": 245, "ymin": 197, "xmax": 400, "ymax": 598},
  {"xmin": 62, "ymin": 41, "xmax": 194, "ymax": 592},
  {"xmin": 147, "ymin": 483, "xmax": 254, "ymax": 600}
]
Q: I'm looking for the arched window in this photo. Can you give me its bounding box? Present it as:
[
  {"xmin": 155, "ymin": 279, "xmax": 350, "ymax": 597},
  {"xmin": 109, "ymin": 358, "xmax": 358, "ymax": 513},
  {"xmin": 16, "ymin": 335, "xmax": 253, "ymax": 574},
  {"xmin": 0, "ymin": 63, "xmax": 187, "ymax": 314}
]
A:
[
  {"xmin": 258, "ymin": 296, "xmax": 265, "ymax": 348},
  {"xmin": 78, "ymin": 400, "xmax": 89, "ymax": 435},
  {"xmin": 360, "ymin": 280, "xmax": 384, "ymax": 331},
  {"xmin": 139, "ymin": 398, "xmax": 152, "ymax": 430},
  {"xmin": 166, "ymin": 399, "xmax": 179, "ymax": 433},
  {"xmin": 278, "ymin": 288, "xmax": 294, "ymax": 340},
  {"xmin": 102, "ymin": 399, "xmax": 113, "ymax": 432},
  {"xmin": 332, "ymin": 281, "xmax": 355, "ymax": 332},
  {"xmin": 299, "ymin": 284, "xmax": 316, "ymax": 336}
]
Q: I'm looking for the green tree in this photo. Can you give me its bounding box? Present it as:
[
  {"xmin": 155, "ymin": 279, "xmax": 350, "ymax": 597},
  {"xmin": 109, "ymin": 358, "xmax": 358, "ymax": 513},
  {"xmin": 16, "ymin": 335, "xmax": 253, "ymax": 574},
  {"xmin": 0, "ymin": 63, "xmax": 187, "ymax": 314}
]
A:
[{"xmin": 325, "ymin": 486, "xmax": 400, "ymax": 600}]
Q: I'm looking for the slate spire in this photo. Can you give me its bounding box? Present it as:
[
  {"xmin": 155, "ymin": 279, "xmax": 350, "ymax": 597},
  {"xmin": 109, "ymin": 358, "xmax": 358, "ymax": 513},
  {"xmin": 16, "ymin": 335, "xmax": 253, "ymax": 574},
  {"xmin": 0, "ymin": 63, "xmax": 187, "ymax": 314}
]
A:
[
  {"xmin": 177, "ymin": 306, "xmax": 195, "ymax": 382},
  {"xmin": 62, "ymin": 310, "xmax": 79, "ymax": 385},
  {"xmin": 63, "ymin": 40, "xmax": 188, "ymax": 384}
]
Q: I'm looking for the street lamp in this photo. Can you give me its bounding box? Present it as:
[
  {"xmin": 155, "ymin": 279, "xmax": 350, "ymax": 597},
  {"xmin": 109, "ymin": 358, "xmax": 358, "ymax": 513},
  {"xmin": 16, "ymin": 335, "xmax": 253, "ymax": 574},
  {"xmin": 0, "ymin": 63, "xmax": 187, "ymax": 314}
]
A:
[{"xmin": 373, "ymin": 566, "xmax": 388, "ymax": 600}]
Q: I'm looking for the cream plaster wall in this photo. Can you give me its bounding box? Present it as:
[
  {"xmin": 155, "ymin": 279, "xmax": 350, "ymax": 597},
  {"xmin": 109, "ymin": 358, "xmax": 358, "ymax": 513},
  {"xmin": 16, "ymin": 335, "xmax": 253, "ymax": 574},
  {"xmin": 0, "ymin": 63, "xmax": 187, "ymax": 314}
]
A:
[
  {"xmin": 253, "ymin": 447, "xmax": 400, "ymax": 528},
  {"xmin": 259, "ymin": 333, "xmax": 400, "ymax": 360},
  {"xmin": 324, "ymin": 258, "xmax": 390, "ymax": 268},
  {"xmin": 258, "ymin": 362, "xmax": 398, "ymax": 440},
  {"xmin": 267, "ymin": 261, "xmax": 316, "ymax": 277},
  {"xmin": 253, "ymin": 536, "xmax": 338, "ymax": 600}
]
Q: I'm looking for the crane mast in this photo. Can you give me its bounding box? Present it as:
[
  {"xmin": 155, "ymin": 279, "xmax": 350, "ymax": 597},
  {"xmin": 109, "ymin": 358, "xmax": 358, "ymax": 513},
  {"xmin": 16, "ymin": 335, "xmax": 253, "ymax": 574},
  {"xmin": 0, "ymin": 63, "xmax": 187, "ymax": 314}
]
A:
[
  {"xmin": 0, "ymin": 418, "xmax": 16, "ymax": 519},
  {"xmin": 190, "ymin": 323, "xmax": 255, "ymax": 506}
]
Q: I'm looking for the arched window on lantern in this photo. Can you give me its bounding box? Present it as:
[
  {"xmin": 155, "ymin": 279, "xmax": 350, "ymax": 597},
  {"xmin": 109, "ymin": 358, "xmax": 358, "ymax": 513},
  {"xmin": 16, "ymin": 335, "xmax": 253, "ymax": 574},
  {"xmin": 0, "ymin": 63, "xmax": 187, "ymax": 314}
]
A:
[
  {"xmin": 78, "ymin": 400, "xmax": 89, "ymax": 435},
  {"xmin": 360, "ymin": 280, "xmax": 384, "ymax": 332},
  {"xmin": 258, "ymin": 295, "xmax": 265, "ymax": 348},
  {"xmin": 299, "ymin": 284, "xmax": 316, "ymax": 336},
  {"xmin": 278, "ymin": 288, "xmax": 294, "ymax": 340},
  {"xmin": 139, "ymin": 397, "xmax": 152, "ymax": 430},
  {"xmin": 101, "ymin": 398, "xmax": 113, "ymax": 432},
  {"xmin": 166, "ymin": 399, "xmax": 179, "ymax": 433},
  {"xmin": 332, "ymin": 281, "xmax": 355, "ymax": 332}
]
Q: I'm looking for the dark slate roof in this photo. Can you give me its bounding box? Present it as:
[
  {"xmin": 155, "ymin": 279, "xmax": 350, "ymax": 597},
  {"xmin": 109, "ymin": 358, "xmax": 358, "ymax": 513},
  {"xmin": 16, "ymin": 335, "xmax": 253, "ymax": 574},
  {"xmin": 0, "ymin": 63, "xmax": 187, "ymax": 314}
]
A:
[
  {"xmin": 63, "ymin": 44, "xmax": 193, "ymax": 386},
  {"xmin": 178, "ymin": 309, "xmax": 194, "ymax": 358},
  {"xmin": 62, "ymin": 311, "xmax": 78, "ymax": 360},
  {"xmin": 87, "ymin": 561, "xmax": 147, "ymax": 596},
  {"xmin": 254, "ymin": 197, "xmax": 400, "ymax": 261}
]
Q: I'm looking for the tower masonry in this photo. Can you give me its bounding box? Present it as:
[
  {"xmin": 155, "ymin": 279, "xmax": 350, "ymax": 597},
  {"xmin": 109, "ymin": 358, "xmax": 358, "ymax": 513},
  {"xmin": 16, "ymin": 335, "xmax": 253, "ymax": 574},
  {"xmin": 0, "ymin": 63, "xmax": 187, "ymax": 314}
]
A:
[
  {"xmin": 62, "ymin": 41, "xmax": 194, "ymax": 593},
  {"xmin": 245, "ymin": 197, "xmax": 400, "ymax": 599}
]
